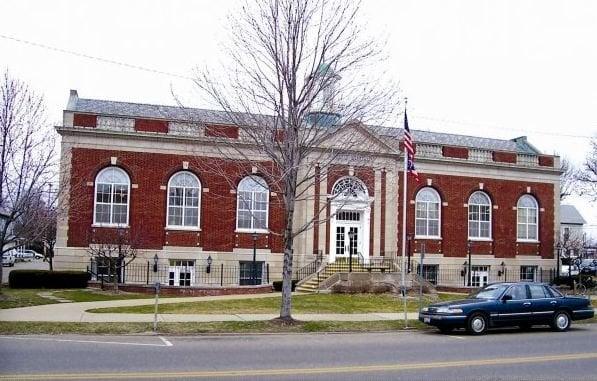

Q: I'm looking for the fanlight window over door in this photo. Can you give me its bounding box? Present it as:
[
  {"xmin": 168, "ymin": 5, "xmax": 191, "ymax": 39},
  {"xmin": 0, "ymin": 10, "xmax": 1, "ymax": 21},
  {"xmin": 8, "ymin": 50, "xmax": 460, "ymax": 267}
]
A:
[{"xmin": 332, "ymin": 177, "xmax": 368, "ymax": 201}]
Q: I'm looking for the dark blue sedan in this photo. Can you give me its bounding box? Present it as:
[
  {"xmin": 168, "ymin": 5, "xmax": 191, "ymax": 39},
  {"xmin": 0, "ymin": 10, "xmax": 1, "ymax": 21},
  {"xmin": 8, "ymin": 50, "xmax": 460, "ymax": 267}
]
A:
[{"xmin": 419, "ymin": 282, "xmax": 594, "ymax": 335}]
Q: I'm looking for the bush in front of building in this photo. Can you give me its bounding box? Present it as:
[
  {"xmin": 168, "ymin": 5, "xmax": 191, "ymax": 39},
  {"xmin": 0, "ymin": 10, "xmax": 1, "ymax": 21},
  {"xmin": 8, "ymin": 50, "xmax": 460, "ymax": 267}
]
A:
[
  {"xmin": 8, "ymin": 270, "xmax": 90, "ymax": 289},
  {"xmin": 272, "ymin": 280, "xmax": 298, "ymax": 292}
]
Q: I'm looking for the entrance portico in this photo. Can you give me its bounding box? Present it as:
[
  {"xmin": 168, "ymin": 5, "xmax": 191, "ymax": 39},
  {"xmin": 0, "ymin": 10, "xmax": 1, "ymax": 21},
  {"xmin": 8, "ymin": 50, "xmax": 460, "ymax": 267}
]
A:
[{"xmin": 328, "ymin": 177, "xmax": 372, "ymax": 263}]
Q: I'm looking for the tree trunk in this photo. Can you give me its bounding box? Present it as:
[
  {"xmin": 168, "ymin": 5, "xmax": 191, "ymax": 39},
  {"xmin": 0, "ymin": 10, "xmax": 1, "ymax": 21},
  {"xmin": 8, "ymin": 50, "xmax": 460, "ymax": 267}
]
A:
[{"xmin": 279, "ymin": 165, "xmax": 298, "ymax": 321}]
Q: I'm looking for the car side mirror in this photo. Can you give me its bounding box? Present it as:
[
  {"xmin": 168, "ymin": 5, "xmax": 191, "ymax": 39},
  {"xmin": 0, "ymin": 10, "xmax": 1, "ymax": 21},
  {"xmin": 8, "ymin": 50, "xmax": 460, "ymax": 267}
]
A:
[{"xmin": 502, "ymin": 294, "xmax": 512, "ymax": 302}]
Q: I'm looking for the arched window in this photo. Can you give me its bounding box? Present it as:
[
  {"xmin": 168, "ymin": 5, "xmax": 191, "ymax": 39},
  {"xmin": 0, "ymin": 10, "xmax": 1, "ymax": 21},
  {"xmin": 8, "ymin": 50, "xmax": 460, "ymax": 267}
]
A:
[
  {"xmin": 517, "ymin": 195, "xmax": 538, "ymax": 241},
  {"xmin": 237, "ymin": 176, "xmax": 269, "ymax": 231},
  {"xmin": 94, "ymin": 167, "xmax": 130, "ymax": 226},
  {"xmin": 167, "ymin": 171, "xmax": 201, "ymax": 228},
  {"xmin": 468, "ymin": 191, "xmax": 491, "ymax": 239},
  {"xmin": 415, "ymin": 188, "xmax": 441, "ymax": 238},
  {"xmin": 331, "ymin": 176, "xmax": 368, "ymax": 201}
]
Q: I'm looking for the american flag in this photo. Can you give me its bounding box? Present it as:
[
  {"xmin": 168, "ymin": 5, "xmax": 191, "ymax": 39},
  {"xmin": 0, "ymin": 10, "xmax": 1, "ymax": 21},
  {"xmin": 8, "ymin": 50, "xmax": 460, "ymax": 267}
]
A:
[{"xmin": 403, "ymin": 110, "xmax": 420, "ymax": 182}]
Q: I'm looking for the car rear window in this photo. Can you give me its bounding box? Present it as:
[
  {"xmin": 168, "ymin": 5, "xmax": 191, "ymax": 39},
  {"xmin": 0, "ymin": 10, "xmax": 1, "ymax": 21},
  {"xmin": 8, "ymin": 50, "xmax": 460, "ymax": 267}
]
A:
[
  {"xmin": 529, "ymin": 284, "xmax": 548, "ymax": 299},
  {"xmin": 546, "ymin": 286, "xmax": 563, "ymax": 298}
]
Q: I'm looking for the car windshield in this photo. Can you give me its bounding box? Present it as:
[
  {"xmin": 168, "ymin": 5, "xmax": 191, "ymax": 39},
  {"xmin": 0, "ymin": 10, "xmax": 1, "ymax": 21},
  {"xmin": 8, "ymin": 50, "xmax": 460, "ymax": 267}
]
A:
[{"xmin": 468, "ymin": 284, "xmax": 509, "ymax": 299}]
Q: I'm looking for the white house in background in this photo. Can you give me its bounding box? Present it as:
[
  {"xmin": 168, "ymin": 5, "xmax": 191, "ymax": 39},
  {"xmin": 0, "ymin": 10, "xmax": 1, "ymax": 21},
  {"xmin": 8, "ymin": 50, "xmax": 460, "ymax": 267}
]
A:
[{"xmin": 560, "ymin": 205, "xmax": 586, "ymax": 257}]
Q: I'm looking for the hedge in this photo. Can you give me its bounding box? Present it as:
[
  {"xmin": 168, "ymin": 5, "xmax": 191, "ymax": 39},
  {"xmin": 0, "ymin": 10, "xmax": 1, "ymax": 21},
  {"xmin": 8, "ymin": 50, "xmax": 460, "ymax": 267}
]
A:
[
  {"xmin": 272, "ymin": 280, "xmax": 298, "ymax": 292},
  {"xmin": 8, "ymin": 270, "xmax": 90, "ymax": 289}
]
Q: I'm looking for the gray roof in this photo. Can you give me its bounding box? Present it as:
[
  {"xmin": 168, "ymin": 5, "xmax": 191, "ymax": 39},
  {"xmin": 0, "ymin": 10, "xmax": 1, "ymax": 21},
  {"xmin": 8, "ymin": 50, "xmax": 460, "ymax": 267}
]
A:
[
  {"xmin": 372, "ymin": 126, "xmax": 523, "ymax": 152},
  {"xmin": 560, "ymin": 205, "xmax": 587, "ymax": 225},
  {"xmin": 66, "ymin": 91, "xmax": 538, "ymax": 154},
  {"xmin": 70, "ymin": 97, "xmax": 242, "ymax": 125}
]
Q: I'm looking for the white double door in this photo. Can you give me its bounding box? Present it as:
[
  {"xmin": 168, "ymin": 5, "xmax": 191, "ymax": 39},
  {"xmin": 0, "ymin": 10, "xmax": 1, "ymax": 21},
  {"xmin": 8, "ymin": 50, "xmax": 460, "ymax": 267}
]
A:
[{"xmin": 335, "ymin": 224, "xmax": 361, "ymax": 258}]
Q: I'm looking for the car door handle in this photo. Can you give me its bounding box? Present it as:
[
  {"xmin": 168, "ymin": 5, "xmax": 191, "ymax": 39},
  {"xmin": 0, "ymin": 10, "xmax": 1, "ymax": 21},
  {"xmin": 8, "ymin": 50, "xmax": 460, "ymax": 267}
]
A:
[
  {"xmin": 523, "ymin": 302, "xmax": 531, "ymax": 307},
  {"xmin": 550, "ymin": 301, "xmax": 558, "ymax": 305}
]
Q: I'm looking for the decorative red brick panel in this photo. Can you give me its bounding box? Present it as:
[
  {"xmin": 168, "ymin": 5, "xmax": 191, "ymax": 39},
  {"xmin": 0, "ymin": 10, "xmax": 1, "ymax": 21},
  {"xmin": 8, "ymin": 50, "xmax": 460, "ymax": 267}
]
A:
[
  {"xmin": 538, "ymin": 155, "xmax": 554, "ymax": 167},
  {"xmin": 73, "ymin": 113, "xmax": 97, "ymax": 128},
  {"xmin": 492, "ymin": 151, "xmax": 517, "ymax": 163},
  {"xmin": 89, "ymin": 282, "xmax": 273, "ymax": 296},
  {"xmin": 205, "ymin": 125, "xmax": 239, "ymax": 139},
  {"xmin": 442, "ymin": 146, "xmax": 469, "ymax": 159},
  {"xmin": 134, "ymin": 119, "xmax": 168, "ymax": 133}
]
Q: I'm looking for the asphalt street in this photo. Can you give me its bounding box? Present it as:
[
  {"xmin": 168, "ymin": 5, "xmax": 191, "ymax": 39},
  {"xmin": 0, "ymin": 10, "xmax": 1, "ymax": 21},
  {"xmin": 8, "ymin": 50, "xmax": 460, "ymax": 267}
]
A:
[{"xmin": 0, "ymin": 324, "xmax": 596, "ymax": 380}]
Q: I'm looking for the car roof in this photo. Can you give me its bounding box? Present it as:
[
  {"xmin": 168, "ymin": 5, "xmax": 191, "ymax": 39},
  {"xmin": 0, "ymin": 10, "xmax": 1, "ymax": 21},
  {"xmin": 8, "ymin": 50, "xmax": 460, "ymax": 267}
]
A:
[{"xmin": 486, "ymin": 281, "xmax": 552, "ymax": 287}]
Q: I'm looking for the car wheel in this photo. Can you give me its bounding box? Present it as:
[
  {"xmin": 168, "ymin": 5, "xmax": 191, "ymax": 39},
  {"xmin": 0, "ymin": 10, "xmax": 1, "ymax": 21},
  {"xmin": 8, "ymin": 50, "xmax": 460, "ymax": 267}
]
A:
[
  {"xmin": 467, "ymin": 313, "xmax": 488, "ymax": 335},
  {"xmin": 551, "ymin": 310, "xmax": 571, "ymax": 332},
  {"xmin": 438, "ymin": 327, "xmax": 454, "ymax": 334}
]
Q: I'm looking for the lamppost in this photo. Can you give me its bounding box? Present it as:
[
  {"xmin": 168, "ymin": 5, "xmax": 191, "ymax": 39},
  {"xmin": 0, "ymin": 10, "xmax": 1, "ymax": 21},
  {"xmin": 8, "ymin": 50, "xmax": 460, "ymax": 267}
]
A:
[
  {"xmin": 252, "ymin": 232, "xmax": 258, "ymax": 285},
  {"xmin": 153, "ymin": 254, "xmax": 159, "ymax": 332},
  {"xmin": 462, "ymin": 261, "xmax": 467, "ymax": 287},
  {"xmin": 406, "ymin": 234, "xmax": 413, "ymax": 273},
  {"xmin": 467, "ymin": 240, "xmax": 472, "ymax": 287},
  {"xmin": 348, "ymin": 230, "xmax": 355, "ymax": 273},
  {"xmin": 556, "ymin": 242, "xmax": 561, "ymax": 282}
]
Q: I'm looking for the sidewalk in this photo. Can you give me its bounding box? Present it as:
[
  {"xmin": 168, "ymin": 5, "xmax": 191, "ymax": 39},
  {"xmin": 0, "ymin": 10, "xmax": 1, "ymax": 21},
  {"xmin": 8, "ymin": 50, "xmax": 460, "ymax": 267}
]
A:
[{"xmin": 0, "ymin": 293, "xmax": 419, "ymax": 323}]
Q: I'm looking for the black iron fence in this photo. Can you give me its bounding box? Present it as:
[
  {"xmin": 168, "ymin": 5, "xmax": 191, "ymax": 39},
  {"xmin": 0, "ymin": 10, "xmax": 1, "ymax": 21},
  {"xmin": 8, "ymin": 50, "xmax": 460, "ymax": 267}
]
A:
[
  {"xmin": 411, "ymin": 262, "xmax": 556, "ymax": 288},
  {"xmin": 88, "ymin": 259, "xmax": 270, "ymax": 287}
]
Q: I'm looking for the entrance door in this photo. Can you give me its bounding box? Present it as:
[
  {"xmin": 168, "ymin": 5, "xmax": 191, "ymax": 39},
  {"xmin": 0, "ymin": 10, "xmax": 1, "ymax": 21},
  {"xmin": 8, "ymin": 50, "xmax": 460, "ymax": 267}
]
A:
[
  {"xmin": 335, "ymin": 225, "xmax": 359, "ymax": 258},
  {"xmin": 471, "ymin": 266, "xmax": 489, "ymax": 287}
]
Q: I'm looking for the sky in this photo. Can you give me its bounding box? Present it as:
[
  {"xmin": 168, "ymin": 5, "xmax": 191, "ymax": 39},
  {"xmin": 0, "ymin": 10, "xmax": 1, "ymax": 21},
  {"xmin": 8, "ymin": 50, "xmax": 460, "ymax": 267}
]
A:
[{"xmin": 1, "ymin": 0, "xmax": 596, "ymax": 236}]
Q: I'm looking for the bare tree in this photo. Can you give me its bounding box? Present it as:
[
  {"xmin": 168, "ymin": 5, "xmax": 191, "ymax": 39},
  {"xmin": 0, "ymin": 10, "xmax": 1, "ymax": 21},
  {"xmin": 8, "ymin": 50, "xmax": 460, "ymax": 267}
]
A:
[
  {"xmin": 87, "ymin": 227, "xmax": 138, "ymax": 292},
  {"xmin": 576, "ymin": 138, "xmax": 597, "ymax": 201},
  {"xmin": 559, "ymin": 157, "xmax": 576, "ymax": 200},
  {"xmin": 0, "ymin": 70, "xmax": 57, "ymax": 290},
  {"xmin": 191, "ymin": 0, "xmax": 399, "ymax": 321},
  {"xmin": 12, "ymin": 190, "xmax": 58, "ymax": 270}
]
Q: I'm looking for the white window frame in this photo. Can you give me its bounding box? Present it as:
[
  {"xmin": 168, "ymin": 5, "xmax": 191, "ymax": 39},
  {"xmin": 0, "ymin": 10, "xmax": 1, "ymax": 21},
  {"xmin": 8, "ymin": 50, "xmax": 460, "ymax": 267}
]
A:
[
  {"xmin": 517, "ymin": 195, "xmax": 539, "ymax": 242},
  {"xmin": 93, "ymin": 167, "xmax": 130, "ymax": 227},
  {"xmin": 166, "ymin": 171, "xmax": 202, "ymax": 230},
  {"xmin": 468, "ymin": 191, "xmax": 492, "ymax": 241},
  {"xmin": 236, "ymin": 176, "xmax": 270, "ymax": 233},
  {"xmin": 414, "ymin": 187, "xmax": 441, "ymax": 239}
]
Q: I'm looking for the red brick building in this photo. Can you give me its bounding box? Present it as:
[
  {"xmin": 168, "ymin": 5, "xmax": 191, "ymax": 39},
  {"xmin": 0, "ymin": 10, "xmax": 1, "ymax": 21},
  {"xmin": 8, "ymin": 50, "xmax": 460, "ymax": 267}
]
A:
[{"xmin": 55, "ymin": 90, "xmax": 561, "ymax": 287}]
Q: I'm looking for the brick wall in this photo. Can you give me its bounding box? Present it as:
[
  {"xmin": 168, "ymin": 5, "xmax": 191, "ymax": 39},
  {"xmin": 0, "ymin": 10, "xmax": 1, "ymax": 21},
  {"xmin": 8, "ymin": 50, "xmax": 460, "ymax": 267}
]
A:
[
  {"xmin": 68, "ymin": 148, "xmax": 285, "ymax": 253},
  {"xmin": 442, "ymin": 146, "xmax": 469, "ymax": 159},
  {"xmin": 398, "ymin": 172, "xmax": 555, "ymax": 260},
  {"xmin": 73, "ymin": 113, "xmax": 97, "ymax": 128},
  {"xmin": 538, "ymin": 155, "xmax": 554, "ymax": 167},
  {"xmin": 493, "ymin": 151, "xmax": 517, "ymax": 164},
  {"xmin": 134, "ymin": 119, "xmax": 169, "ymax": 133},
  {"xmin": 205, "ymin": 125, "xmax": 239, "ymax": 139}
]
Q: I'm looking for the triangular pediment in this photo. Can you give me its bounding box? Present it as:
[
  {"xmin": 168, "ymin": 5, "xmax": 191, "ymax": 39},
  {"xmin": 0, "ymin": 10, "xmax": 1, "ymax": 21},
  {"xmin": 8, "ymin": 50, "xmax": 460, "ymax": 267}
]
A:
[{"xmin": 317, "ymin": 121, "xmax": 397, "ymax": 155}]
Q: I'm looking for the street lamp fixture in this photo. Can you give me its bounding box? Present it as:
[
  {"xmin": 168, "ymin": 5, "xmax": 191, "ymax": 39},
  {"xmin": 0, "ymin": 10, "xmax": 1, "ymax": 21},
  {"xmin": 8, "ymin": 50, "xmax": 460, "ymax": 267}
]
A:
[
  {"xmin": 206, "ymin": 255, "xmax": 212, "ymax": 274},
  {"xmin": 556, "ymin": 242, "xmax": 561, "ymax": 281},
  {"xmin": 498, "ymin": 261, "xmax": 506, "ymax": 277},
  {"xmin": 406, "ymin": 234, "xmax": 413, "ymax": 273},
  {"xmin": 153, "ymin": 253, "xmax": 159, "ymax": 273},
  {"xmin": 466, "ymin": 240, "xmax": 473, "ymax": 287},
  {"xmin": 252, "ymin": 232, "xmax": 258, "ymax": 285},
  {"xmin": 461, "ymin": 261, "xmax": 468, "ymax": 286},
  {"xmin": 348, "ymin": 230, "xmax": 355, "ymax": 273}
]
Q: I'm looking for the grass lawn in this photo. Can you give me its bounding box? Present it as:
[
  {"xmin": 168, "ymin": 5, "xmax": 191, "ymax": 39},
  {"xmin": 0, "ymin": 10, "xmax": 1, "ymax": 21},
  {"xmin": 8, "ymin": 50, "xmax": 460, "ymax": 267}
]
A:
[
  {"xmin": 0, "ymin": 288, "xmax": 59, "ymax": 309},
  {"xmin": 89, "ymin": 292, "xmax": 465, "ymax": 314},
  {"xmin": 0, "ymin": 288, "xmax": 158, "ymax": 309},
  {"xmin": 53, "ymin": 289, "xmax": 155, "ymax": 302},
  {"xmin": 0, "ymin": 320, "xmax": 428, "ymax": 335}
]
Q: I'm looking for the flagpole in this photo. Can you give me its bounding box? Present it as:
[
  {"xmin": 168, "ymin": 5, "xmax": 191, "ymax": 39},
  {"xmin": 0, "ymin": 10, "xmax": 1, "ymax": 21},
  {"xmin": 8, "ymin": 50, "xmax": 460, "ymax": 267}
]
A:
[{"xmin": 401, "ymin": 104, "xmax": 409, "ymax": 328}]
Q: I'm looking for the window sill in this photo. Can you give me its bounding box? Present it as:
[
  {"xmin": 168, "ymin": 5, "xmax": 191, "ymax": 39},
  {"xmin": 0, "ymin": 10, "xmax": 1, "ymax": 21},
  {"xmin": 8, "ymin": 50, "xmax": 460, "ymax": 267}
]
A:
[
  {"xmin": 165, "ymin": 226, "xmax": 202, "ymax": 232},
  {"xmin": 91, "ymin": 224, "xmax": 129, "ymax": 228},
  {"xmin": 468, "ymin": 238, "xmax": 493, "ymax": 242},
  {"xmin": 414, "ymin": 236, "xmax": 442, "ymax": 240},
  {"xmin": 235, "ymin": 229, "xmax": 270, "ymax": 234},
  {"xmin": 517, "ymin": 240, "xmax": 540, "ymax": 244}
]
